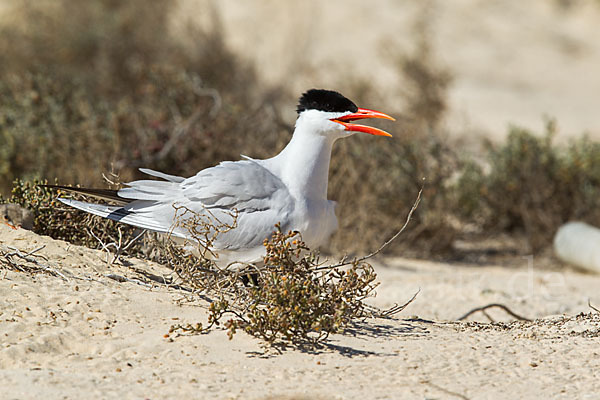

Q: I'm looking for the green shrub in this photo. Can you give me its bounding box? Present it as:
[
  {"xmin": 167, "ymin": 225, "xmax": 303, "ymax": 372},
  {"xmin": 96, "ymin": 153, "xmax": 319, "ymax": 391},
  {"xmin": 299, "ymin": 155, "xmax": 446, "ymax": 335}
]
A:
[
  {"xmin": 0, "ymin": 0, "xmax": 288, "ymax": 194},
  {"xmin": 455, "ymin": 122, "xmax": 600, "ymax": 251}
]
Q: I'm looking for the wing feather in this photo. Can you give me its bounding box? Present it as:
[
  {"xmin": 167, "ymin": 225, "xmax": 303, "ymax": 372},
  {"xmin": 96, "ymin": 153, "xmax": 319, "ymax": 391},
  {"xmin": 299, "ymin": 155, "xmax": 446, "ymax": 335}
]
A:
[
  {"xmin": 57, "ymin": 198, "xmax": 186, "ymax": 237},
  {"xmin": 180, "ymin": 159, "xmax": 295, "ymax": 250},
  {"xmin": 138, "ymin": 168, "xmax": 185, "ymax": 183},
  {"xmin": 60, "ymin": 160, "xmax": 295, "ymax": 253}
]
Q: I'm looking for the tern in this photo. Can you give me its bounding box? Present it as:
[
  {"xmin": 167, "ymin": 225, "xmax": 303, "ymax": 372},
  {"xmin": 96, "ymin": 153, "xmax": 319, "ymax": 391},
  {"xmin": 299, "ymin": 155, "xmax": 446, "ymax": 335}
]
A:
[{"xmin": 54, "ymin": 89, "xmax": 394, "ymax": 265}]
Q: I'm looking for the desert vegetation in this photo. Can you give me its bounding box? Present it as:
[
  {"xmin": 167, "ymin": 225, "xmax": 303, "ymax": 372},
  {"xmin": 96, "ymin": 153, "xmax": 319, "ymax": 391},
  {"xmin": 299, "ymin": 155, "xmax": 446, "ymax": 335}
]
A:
[
  {"xmin": 1, "ymin": 4, "xmax": 600, "ymax": 397},
  {"xmin": 2, "ymin": 0, "xmax": 600, "ymax": 259}
]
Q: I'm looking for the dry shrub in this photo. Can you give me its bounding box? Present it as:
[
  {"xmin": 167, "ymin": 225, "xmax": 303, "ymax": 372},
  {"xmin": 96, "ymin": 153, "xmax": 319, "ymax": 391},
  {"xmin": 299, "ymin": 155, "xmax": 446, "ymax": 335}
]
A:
[
  {"xmin": 0, "ymin": 0, "xmax": 288, "ymax": 194},
  {"xmin": 328, "ymin": 132, "xmax": 456, "ymax": 257},
  {"xmin": 1, "ymin": 179, "xmax": 145, "ymax": 256},
  {"xmin": 161, "ymin": 184, "xmax": 421, "ymax": 348},
  {"xmin": 1, "ymin": 180, "xmax": 395, "ymax": 347},
  {"xmin": 165, "ymin": 224, "xmax": 393, "ymax": 347},
  {"xmin": 0, "ymin": 0, "xmax": 461, "ymax": 258},
  {"xmin": 455, "ymin": 122, "xmax": 600, "ymax": 251}
]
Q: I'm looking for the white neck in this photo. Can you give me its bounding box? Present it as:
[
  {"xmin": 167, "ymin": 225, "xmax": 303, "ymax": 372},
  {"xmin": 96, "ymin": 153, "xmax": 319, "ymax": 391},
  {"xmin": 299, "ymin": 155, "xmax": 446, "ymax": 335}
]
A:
[{"xmin": 268, "ymin": 122, "xmax": 338, "ymax": 201}]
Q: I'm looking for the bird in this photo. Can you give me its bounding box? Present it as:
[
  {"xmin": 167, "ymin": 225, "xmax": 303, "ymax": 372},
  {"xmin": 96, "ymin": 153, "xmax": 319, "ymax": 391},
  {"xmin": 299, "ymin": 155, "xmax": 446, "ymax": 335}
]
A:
[
  {"xmin": 53, "ymin": 89, "xmax": 394, "ymax": 266},
  {"xmin": 1, "ymin": 203, "xmax": 34, "ymax": 230}
]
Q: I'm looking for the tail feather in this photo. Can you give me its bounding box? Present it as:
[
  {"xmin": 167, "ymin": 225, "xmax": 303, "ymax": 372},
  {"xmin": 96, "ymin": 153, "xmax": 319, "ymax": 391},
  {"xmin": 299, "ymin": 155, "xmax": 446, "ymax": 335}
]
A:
[
  {"xmin": 57, "ymin": 198, "xmax": 186, "ymax": 239},
  {"xmin": 118, "ymin": 180, "xmax": 179, "ymax": 201},
  {"xmin": 46, "ymin": 167, "xmax": 189, "ymax": 239},
  {"xmin": 41, "ymin": 185, "xmax": 127, "ymax": 205}
]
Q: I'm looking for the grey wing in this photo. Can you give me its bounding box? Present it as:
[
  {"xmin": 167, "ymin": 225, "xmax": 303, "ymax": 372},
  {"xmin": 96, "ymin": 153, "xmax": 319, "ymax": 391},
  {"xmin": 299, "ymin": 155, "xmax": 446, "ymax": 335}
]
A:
[
  {"xmin": 180, "ymin": 159, "xmax": 295, "ymax": 251},
  {"xmin": 60, "ymin": 162, "xmax": 294, "ymax": 251}
]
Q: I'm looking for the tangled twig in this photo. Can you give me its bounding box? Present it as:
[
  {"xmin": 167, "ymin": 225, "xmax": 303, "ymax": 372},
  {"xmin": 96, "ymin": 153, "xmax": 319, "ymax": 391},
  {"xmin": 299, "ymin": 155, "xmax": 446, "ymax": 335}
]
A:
[
  {"xmin": 374, "ymin": 288, "xmax": 421, "ymax": 318},
  {"xmin": 88, "ymin": 226, "xmax": 146, "ymax": 264},
  {"xmin": 1, "ymin": 245, "xmax": 68, "ymax": 281}
]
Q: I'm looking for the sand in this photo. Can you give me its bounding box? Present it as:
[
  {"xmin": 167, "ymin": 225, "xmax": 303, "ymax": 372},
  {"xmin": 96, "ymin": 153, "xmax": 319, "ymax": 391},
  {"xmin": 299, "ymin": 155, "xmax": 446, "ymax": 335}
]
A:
[{"xmin": 1, "ymin": 223, "xmax": 599, "ymax": 399}]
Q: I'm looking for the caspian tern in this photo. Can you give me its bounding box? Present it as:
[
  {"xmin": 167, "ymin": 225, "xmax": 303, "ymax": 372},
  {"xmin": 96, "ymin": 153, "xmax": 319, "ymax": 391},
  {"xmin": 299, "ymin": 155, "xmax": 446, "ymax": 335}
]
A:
[{"xmin": 55, "ymin": 89, "xmax": 394, "ymax": 265}]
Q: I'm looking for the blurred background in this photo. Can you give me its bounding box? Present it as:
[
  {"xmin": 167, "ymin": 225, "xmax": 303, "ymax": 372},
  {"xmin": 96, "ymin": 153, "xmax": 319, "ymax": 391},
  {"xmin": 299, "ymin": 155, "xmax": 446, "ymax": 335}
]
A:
[{"xmin": 1, "ymin": 0, "xmax": 600, "ymax": 261}]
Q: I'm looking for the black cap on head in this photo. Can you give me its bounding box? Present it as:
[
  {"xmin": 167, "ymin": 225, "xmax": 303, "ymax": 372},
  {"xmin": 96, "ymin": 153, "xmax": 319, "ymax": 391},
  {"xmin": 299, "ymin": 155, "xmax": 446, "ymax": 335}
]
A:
[{"xmin": 296, "ymin": 89, "xmax": 358, "ymax": 114}]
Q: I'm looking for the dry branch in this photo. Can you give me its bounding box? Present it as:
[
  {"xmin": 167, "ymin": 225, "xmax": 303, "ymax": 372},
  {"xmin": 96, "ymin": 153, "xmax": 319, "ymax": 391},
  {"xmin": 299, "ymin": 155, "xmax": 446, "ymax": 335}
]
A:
[
  {"xmin": 373, "ymin": 288, "xmax": 421, "ymax": 318},
  {"xmin": 88, "ymin": 226, "xmax": 146, "ymax": 265},
  {"xmin": 314, "ymin": 187, "xmax": 422, "ymax": 272},
  {"xmin": 0, "ymin": 244, "xmax": 68, "ymax": 280},
  {"xmin": 458, "ymin": 303, "xmax": 531, "ymax": 322},
  {"xmin": 589, "ymin": 299, "xmax": 600, "ymax": 314}
]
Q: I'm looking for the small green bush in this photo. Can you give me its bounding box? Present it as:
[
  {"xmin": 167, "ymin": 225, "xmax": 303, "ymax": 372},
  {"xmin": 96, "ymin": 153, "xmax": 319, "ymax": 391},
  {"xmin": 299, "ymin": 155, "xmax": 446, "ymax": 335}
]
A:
[
  {"xmin": 455, "ymin": 122, "xmax": 600, "ymax": 251},
  {"xmin": 0, "ymin": 0, "xmax": 288, "ymax": 194}
]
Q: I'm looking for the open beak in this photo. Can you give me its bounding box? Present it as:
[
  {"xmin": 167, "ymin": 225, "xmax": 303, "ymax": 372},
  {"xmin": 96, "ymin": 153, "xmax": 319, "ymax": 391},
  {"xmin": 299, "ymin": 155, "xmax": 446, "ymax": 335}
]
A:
[{"xmin": 331, "ymin": 108, "xmax": 395, "ymax": 137}]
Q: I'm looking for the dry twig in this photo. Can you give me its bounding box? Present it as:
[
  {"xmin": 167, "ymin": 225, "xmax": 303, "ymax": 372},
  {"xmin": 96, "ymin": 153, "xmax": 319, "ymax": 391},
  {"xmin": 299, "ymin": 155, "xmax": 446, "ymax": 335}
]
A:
[
  {"xmin": 458, "ymin": 303, "xmax": 531, "ymax": 322},
  {"xmin": 88, "ymin": 226, "xmax": 146, "ymax": 264},
  {"xmin": 589, "ymin": 299, "xmax": 600, "ymax": 314},
  {"xmin": 374, "ymin": 288, "xmax": 421, "ymax": 318},
  {"xmin": 313, "ymin": 187, "xmax": 422, "ymax": 272},
  {"xmin": 0, "ymin": 245, "xmax": 68, "ymax": 280}
]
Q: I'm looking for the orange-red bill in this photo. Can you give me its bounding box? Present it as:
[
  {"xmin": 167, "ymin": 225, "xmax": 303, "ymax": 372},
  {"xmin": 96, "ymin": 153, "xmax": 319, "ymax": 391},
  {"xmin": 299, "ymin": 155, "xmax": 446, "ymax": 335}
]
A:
[
  {"xmin": 336, "ymin": 108, "xmax": 396, "ymax": 122},
  {"xmin": 333, "ymin": 120, "xmax": 393, "ymax": 137},
  {"xmin": 2, "ymin": 221, "xmax": 17, "ymax": 230},
  {"xmin": 331, "ymin": 107, "xmax": 394, "ymax": 137}
]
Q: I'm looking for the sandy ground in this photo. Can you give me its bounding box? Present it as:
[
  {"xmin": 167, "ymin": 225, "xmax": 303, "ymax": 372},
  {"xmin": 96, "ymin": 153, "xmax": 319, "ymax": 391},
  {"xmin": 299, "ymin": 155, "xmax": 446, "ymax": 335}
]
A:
[
  {"xmin": 1, "ymin": 224, "xmax": 599, "ymax": 399},
  {"xmin": 177, "ymin": 0, "xmax": 600, "ymax": 140}
]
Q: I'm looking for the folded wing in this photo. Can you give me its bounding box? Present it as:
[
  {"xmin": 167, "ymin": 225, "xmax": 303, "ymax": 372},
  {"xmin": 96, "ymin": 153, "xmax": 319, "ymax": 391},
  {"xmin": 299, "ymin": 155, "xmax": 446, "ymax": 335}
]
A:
[{"xmin": 59, "ymin": 160, "xmax": 295, "ymax": 252}]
